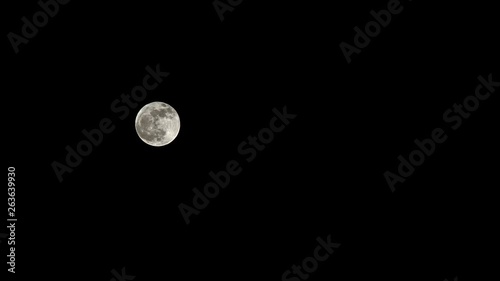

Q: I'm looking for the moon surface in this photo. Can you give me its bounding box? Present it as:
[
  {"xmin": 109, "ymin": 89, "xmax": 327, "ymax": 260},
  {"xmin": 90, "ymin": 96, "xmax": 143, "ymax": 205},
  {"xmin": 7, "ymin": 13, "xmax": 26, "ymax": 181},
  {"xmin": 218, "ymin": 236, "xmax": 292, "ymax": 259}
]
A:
[{"xmin": 135, "ymin": 102, "xmax": 180, "ymax": 146}]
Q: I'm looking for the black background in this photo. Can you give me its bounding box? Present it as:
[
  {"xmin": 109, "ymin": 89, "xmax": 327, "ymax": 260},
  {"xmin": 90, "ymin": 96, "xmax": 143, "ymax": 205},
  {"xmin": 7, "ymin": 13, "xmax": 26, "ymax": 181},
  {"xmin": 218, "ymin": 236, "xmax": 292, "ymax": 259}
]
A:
[{"xmin": 3, "ymin": 0, "xmax": 498, "ymax": 280}]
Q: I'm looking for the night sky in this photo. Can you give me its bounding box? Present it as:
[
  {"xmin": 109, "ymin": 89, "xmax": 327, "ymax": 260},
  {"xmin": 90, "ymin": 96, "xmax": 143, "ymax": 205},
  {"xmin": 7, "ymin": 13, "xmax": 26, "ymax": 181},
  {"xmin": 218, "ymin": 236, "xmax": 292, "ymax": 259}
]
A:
[{"xmin": 3, "ymin": 1, "xmax": 499, "ymax": 280}]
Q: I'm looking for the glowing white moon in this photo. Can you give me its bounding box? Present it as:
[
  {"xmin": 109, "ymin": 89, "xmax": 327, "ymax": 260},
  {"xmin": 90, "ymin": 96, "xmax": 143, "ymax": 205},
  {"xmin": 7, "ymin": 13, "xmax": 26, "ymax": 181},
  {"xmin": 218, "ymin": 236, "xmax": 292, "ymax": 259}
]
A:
[{"xmin": 135, "ymin": 102, "xmax": 180, "ymax": 146}]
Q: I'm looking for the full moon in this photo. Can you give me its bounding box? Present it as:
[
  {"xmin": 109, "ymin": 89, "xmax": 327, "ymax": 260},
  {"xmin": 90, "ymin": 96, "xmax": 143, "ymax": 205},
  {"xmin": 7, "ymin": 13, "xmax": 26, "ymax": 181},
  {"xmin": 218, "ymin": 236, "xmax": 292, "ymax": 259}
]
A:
[{"xmin": 135, "ymin": 102, "xmax": 180, "ymax": 146}]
